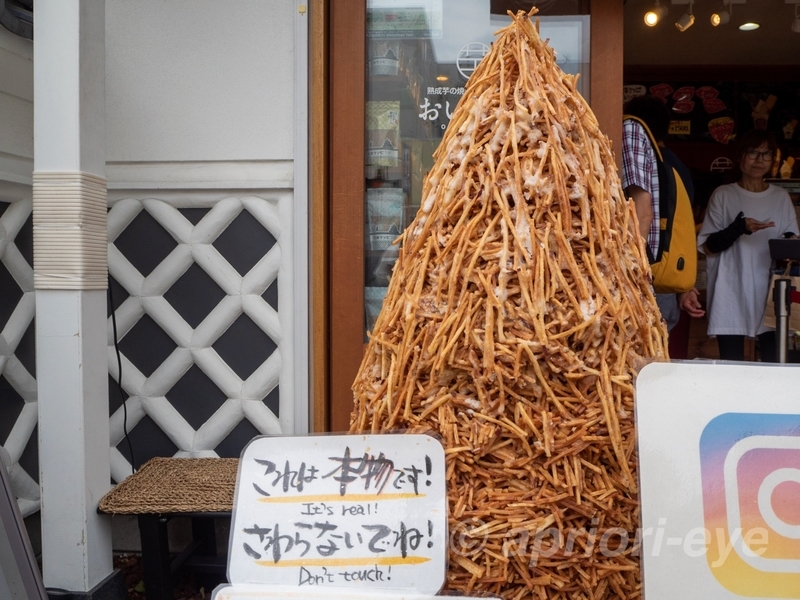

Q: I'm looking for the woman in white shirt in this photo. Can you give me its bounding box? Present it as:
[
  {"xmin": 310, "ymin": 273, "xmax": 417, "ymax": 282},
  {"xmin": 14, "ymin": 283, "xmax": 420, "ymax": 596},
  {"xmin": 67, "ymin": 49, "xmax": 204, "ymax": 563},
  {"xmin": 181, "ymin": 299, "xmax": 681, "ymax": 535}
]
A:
[{"xmin": 698, "ymin": 130, "xmax": 798, "ymax": 362}]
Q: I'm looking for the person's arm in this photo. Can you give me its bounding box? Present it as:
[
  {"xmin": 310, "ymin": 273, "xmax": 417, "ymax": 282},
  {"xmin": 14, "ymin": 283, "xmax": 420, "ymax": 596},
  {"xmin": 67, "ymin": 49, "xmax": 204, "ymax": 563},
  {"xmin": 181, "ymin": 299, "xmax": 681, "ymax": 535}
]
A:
[
  {"xmin": 621, "ymin": 120, "xmax": 656, "ymax": 246},
  {"xmin": 703, "ymin": 211, "xmax": 774, "ymax": 255},
  {"xmin": 626, "ymin": 185, "xmax": 653, "ymax": 241},
  {"xmin": 702, "ymin": 211, "xmax": 748, "ymax": 254}
]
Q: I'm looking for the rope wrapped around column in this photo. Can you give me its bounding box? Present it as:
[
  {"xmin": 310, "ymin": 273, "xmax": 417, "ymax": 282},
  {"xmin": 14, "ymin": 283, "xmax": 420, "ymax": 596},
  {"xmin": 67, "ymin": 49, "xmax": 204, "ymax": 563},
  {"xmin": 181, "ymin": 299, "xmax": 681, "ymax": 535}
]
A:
[{"xmin": 32, "ymin": 172, "xmax": 108, "ymax": 290}]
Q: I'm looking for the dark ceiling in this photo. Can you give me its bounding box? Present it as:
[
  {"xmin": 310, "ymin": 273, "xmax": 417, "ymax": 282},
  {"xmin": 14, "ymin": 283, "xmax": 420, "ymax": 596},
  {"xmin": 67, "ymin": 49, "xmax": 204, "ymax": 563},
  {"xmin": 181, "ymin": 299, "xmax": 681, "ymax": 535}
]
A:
[{"xmin": 625, "ymin": 0, "xmax": 800, "ymax": 65}]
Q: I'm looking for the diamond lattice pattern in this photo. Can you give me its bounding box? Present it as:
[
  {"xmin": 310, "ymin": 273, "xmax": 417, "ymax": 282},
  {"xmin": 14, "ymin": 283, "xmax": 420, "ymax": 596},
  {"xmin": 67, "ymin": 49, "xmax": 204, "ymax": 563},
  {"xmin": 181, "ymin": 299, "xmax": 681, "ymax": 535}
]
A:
[
  {"xmin": 0, "ymin": 198, "xmax": 40, "ymax": 517},
  {"xmin": 107, "ymin": 196, "xmax": 291, "ymax": 483}
]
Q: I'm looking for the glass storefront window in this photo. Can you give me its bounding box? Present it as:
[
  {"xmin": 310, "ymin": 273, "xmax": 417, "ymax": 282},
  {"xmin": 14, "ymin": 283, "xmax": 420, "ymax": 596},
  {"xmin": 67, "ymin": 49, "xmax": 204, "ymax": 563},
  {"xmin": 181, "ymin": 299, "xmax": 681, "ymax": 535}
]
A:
[{"xmin": 364, "ymin": 0, "xmax": 590, "ymax": 333}]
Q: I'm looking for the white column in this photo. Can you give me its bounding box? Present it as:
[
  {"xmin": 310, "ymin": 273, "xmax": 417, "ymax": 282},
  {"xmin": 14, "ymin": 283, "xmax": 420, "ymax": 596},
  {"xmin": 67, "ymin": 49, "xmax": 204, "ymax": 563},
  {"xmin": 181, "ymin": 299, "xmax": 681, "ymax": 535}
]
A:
[{"xmin": 34, "ymin": 0, "xmax": 113, "ymax": 593}]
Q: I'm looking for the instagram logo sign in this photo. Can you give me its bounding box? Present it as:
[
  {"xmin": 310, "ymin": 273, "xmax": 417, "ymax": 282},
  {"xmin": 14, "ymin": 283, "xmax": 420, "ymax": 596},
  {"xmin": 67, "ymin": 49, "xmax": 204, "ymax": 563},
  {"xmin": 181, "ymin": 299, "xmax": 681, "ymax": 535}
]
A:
[{"xmin": 700, "ymin": 412, "xmax": 800, "ymax": 597}]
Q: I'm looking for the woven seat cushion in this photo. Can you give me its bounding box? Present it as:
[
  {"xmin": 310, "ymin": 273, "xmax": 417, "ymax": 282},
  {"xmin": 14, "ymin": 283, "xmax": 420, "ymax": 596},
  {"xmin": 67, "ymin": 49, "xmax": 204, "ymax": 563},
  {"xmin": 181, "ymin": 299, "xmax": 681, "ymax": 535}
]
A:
[{"xmin": 99, "ymin": 457, "xmax": 239, "ymax": 514}]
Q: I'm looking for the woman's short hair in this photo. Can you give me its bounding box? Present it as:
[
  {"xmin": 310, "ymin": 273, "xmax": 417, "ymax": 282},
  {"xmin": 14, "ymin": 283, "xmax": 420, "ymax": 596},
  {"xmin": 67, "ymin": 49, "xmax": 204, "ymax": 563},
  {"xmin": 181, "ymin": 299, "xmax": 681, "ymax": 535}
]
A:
[{"xmin": 735, "ymin": 129, "xmax": 778, "ymax": 164}]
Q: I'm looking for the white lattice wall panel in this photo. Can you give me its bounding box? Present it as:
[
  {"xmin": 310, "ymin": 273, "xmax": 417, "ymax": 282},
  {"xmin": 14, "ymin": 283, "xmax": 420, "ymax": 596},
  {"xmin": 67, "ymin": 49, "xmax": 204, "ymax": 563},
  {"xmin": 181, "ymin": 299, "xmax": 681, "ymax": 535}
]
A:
[
  {"xmin": 0, "ymin": 197, "xmax": 40, "ymax": 517},
  {"xmin": 107, "ymin": 194, "xmax": 295, "ymax": 483}
]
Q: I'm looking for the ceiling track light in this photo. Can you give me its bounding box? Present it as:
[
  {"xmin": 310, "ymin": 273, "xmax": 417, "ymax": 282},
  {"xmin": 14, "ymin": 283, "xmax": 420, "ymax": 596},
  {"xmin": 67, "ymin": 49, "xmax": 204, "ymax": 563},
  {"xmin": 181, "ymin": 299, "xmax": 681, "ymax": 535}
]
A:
[
  {"xmin": 711, "ymin": 1, "xmax": 732, "ymax": 26},
  {"xmin": 793, "ymin": 4, "xmax": 800, "ymax": 33},
  {"xmin": 676, "ymin": 0, "xmax": 695, "ymax": 31},
  {"xmin": 644, "ymin": 0, "xmax": 669, "ymax": 26}
]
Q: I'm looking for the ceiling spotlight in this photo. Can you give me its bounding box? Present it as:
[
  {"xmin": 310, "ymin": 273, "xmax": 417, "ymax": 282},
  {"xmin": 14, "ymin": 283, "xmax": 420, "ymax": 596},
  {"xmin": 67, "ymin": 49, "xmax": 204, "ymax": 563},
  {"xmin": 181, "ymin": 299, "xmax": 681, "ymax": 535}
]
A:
[
  {"xmin": 739, "ymin": 22, "xmax": 760, "ymax": 30},
  {"xmin": 711, "ymin": 1, "xmax": 731, "ymax": 26},
  {"xmin": 676, "ymin": 1, "xmax": 695, "ymax": 32},
  {"xmin": 793, "ymin": 5, "xmax": 800, "ymax": 33},
  {"xmin": 644, "ymin": 0, "xmax": 668, "ymax": 26}
]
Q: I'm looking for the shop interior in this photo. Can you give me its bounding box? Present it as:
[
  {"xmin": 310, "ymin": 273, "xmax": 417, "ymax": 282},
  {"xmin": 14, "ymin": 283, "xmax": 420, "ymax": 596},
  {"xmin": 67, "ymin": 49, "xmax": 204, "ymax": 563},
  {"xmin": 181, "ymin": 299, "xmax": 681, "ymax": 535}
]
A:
[{"xmin": 624, "ymin": 0, "xmax": 800, "ymax": 360}]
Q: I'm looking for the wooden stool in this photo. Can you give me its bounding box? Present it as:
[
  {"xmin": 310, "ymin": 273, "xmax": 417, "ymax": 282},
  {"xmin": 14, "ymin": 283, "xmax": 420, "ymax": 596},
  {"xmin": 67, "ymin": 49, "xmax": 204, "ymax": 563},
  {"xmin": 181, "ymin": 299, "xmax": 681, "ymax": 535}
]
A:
[{"xmin": 99, "ymin": 457, "xmax": 239, "ymax": 600}]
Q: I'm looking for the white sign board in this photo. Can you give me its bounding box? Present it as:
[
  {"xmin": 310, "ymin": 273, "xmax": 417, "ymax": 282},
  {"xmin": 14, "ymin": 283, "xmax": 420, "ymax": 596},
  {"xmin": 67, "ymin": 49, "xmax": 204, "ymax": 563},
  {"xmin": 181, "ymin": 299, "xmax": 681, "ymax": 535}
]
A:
[
  {"xmin": 212, "ymin": 585, "xmax": 451, "ymax": 600},
  {"xmin": 224, "ymin": 434, "xmax": 447, "ymax": 595},
  {"xmin": 636, "ymin": 361, "xmax": 800, "ymax": 600}
]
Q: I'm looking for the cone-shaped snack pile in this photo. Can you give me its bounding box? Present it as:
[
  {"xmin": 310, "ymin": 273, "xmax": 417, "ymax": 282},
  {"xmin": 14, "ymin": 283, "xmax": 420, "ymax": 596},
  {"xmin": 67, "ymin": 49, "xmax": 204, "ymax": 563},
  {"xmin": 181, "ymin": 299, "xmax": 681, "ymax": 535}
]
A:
[{"xmin": 351, "ymin": 9, "xmax": 667, "ymax": 600}]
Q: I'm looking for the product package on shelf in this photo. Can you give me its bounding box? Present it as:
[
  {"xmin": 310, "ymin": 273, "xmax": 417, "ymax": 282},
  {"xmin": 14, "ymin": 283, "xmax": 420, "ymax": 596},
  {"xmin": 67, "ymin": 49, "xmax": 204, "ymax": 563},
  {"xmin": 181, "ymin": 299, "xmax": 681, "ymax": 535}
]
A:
[
  {"xmin": 366, "ymin": 187, "xmax": 405, "ymax": 251},
  {"xmin": 368, "ymin": 40, "xmax": 401, "ymax": 77},
  {"xmin": 367, "ymin": 101, "xmax": 401, "ymax": 168}
]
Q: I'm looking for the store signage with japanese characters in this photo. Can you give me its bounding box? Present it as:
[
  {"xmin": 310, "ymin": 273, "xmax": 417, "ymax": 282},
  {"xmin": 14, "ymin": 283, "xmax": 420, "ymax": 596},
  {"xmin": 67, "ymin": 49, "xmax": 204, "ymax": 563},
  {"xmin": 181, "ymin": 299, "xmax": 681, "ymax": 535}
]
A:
[{"xmin": 418, "ymin": 91, "xmax": 462, "ymax": 131}]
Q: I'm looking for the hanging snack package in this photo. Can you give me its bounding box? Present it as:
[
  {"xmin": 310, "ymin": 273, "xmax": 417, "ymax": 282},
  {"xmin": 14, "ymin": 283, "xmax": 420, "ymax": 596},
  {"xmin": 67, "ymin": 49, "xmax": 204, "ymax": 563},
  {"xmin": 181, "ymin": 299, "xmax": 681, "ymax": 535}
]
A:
[{"xmin": 350, "ymin": 9, "xmax": 668, "ymax": 600}]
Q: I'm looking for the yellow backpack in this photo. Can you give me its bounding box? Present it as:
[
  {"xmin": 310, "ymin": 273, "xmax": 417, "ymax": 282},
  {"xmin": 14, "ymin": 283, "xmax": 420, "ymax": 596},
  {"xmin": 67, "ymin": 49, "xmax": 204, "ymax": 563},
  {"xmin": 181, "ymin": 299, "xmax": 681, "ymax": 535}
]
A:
[{"xmin": 624, "ymin": 115, "xmax": 697, "ymax": 294}]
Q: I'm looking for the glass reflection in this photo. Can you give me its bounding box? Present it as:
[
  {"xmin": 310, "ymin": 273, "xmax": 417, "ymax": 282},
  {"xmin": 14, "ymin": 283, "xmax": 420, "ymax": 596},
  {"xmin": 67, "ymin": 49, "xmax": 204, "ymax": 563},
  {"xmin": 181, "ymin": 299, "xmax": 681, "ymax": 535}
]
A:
[{"xmin": 364, "ymin": 0, "xmax": 590, "ymax": 333}]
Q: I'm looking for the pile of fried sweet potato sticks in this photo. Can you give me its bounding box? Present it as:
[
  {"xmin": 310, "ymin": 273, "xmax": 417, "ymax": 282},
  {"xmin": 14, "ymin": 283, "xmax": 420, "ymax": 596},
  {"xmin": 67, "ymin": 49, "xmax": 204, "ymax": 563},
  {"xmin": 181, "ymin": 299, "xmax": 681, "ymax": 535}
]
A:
[{"xmin": 351, "ymin": 9, "xmax": 668, "ymax": 600}]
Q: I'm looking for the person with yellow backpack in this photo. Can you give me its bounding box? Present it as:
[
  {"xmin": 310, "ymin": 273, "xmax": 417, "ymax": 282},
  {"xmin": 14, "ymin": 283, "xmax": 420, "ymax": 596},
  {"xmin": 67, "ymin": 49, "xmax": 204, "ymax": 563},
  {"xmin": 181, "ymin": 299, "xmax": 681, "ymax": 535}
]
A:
[{"xmin": 622, "ymin": 94, "xmax": 705, "ymax": 331}]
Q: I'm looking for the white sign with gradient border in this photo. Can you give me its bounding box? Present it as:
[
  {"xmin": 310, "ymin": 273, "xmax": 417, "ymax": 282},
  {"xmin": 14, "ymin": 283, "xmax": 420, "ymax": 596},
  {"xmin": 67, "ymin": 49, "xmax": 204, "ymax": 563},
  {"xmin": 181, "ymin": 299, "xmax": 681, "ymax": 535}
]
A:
[{"xmin": 636, "ymin": 361, "xmax": 800, "ymax": 600}]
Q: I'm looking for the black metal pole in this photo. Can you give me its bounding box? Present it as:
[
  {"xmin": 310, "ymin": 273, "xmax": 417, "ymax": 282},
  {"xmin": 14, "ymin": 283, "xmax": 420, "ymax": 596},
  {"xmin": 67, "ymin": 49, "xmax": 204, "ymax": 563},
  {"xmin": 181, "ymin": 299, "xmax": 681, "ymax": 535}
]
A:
[{"xmin": 774, "ymin": 278, "xmax": 791, "ymax": 364}]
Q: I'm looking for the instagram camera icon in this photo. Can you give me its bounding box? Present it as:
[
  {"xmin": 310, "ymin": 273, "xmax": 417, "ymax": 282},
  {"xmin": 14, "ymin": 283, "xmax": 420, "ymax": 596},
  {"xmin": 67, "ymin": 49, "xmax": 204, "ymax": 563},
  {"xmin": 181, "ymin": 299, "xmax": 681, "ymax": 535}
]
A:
[{"xmin": 700, "ymin": 412, "xmax": 800, "ymax": 597}]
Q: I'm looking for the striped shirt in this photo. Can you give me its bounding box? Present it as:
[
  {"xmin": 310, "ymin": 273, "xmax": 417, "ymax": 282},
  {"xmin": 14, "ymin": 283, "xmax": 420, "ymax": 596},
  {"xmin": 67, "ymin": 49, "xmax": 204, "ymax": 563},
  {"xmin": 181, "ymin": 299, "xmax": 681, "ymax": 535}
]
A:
[{"xmin": 622, "ymin": 119, "xmax": 660, "ymax": 257}]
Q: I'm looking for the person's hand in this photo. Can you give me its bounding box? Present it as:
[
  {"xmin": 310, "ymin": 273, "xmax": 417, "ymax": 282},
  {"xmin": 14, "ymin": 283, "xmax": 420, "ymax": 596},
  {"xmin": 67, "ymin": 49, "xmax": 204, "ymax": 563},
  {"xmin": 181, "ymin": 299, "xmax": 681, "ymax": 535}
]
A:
[
  {"xmin": 744, "ymin": 217, "xmax": 774, "ymax": 233},
  {"xmin": 678, "ymin": 288, "xmax": 705, "ymax": 318},
  {"xmin": 626, "ymin": 186, "xmax": 654, "ymax": 242}
]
